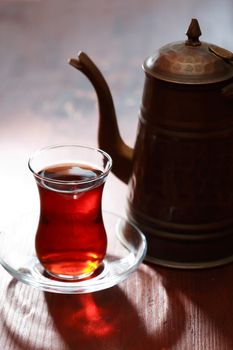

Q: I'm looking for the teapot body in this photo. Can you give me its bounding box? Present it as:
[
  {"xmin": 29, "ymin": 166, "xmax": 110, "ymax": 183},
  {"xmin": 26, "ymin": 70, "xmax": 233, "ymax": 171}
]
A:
[
  {"xmin": 69, "ymin": 19, "xmax": 233, "ymax": 268},
  {"xmin": 127, "ymin": 76, "xmax": 233, "ymax": 267}
]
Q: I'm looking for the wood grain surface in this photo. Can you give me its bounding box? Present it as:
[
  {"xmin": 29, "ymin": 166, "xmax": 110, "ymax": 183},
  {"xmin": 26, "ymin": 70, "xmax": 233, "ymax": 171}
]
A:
[{"xmin": 0, "ymin": 1, "xmax": 233, "ymax": 349}]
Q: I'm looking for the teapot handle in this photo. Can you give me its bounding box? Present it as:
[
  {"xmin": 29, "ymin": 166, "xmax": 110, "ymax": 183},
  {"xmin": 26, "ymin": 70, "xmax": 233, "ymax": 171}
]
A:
[
  {"xmin": 222, "ymin": 83, "xmax": 233, "ymax": 99},
  {"xmin": 209, "ymin": 46, "xmax": 233, "ymax": 99},
  {"xmin": 209, "ymin": 45, "xmax": 233, "ymax": 62}
]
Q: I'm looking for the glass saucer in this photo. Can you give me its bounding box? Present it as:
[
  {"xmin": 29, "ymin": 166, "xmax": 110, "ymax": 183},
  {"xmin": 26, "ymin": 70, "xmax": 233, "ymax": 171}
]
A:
[{"xmin": 0, "ymin": 211, "xmax": 147, "ymax": 294}]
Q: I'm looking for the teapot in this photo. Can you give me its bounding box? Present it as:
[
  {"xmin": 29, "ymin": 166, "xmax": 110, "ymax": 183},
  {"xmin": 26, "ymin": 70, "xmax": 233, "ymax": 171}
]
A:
[{"xmin": 69, "ymin": 19, "xmax": 233, "ymax": 268}]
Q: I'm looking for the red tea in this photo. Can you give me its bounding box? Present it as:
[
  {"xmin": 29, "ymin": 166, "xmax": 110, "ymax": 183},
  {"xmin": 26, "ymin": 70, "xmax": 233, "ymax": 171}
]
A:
[{"xmin": 35, "ymin": 163, "xmax": 107, "ymax": 279}]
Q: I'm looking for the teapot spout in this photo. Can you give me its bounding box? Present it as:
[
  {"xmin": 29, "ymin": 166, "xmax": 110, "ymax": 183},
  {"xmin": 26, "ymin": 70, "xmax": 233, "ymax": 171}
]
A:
[{"xmin": 69, "ymin": 52, "xmax": 133, "ymax": 184}]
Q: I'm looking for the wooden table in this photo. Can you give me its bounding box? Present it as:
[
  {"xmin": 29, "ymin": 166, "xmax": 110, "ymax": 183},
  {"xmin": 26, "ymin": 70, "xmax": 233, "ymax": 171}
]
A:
[{"xmin": 0, "ymin": 1, "xmax": 233, "ymax": 349}]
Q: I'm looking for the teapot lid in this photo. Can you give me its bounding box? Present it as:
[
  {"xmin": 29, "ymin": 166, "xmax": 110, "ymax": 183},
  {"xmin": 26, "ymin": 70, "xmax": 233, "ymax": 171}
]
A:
[{"xmin": 143, "ymin": 18, "xmax": 233, "ymax": 84}]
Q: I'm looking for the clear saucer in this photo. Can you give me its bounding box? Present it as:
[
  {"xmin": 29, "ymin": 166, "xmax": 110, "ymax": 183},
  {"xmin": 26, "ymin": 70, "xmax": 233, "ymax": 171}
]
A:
[{"xmin": 0, "ymin": 211, "xmax": 147, "ymax": 294}]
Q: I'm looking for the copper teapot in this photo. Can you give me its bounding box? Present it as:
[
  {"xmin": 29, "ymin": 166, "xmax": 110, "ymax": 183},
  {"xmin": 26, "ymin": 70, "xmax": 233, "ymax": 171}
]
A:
[{"xmin": 69, "ymin": 19, "xmax": 233, "ymax": 268}]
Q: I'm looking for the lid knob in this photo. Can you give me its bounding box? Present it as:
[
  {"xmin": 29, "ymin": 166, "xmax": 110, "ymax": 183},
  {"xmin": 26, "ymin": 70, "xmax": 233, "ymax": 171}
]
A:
[{"xmin": 185, "ymin": 18, "xmax": 202, "ymax": 46}]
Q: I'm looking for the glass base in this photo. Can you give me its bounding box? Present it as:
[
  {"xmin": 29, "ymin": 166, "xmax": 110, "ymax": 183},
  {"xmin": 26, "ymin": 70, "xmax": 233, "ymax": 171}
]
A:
[
  {"xmin": 43, "ymin": 262, "xmax": 106, "ymax": 282},
  {"xmin": 0, "ymin": 211, "xmax": 147, "ymax": 294}
]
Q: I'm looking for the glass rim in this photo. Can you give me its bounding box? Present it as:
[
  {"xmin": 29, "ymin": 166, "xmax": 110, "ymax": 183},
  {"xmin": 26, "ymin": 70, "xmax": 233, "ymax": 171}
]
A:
[{"xmin": 28, "ymin": 144, "xmax": 112, "ymax": 186}]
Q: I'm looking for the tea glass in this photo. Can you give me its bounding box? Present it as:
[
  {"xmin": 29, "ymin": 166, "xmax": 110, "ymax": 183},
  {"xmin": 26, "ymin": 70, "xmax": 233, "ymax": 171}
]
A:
[{"xmin": 28, "ymin": 144, "xmax": 112, "ymax": 281}]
